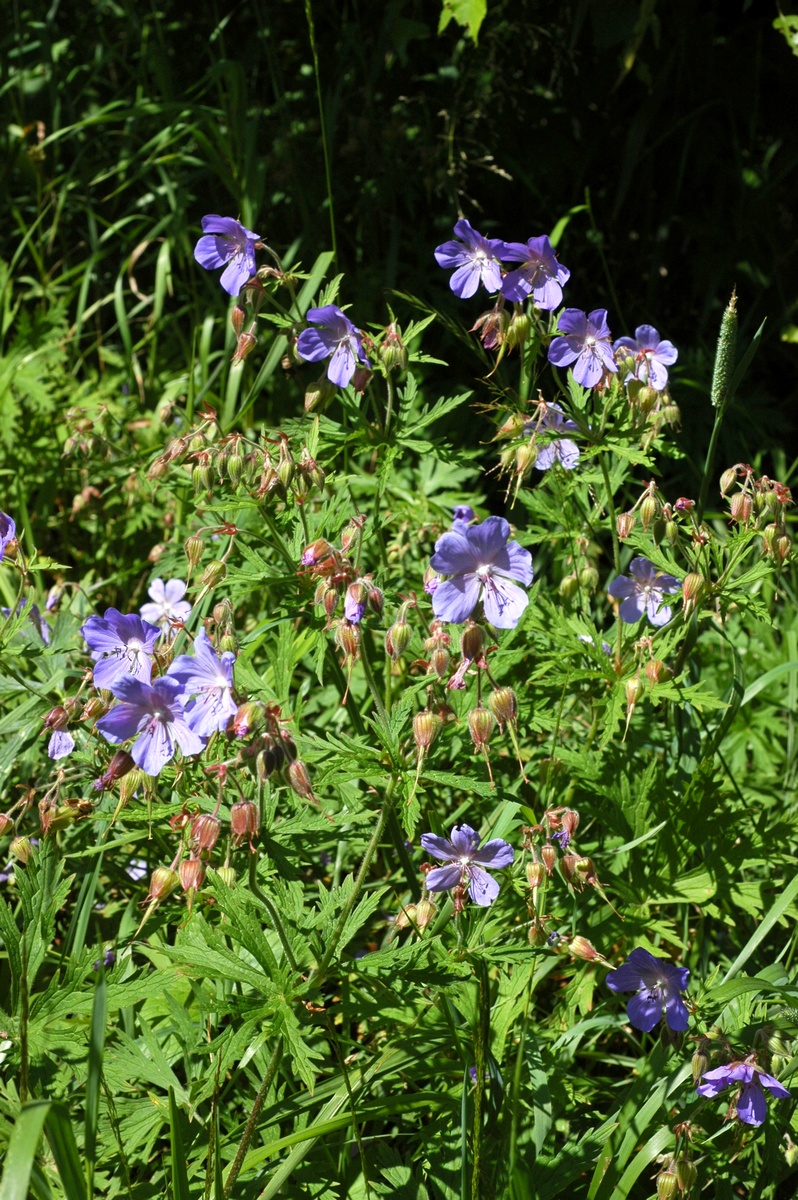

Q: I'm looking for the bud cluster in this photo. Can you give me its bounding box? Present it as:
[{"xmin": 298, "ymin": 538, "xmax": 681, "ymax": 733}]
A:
[{"xmin": 721, "ymin": 464, "xmax": 793, "ymax": 563}]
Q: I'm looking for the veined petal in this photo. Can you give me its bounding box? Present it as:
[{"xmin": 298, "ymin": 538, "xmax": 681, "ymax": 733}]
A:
[
  {"xmin": 758, "ymin": 1071, "xmax": 791, "ymax": 1098},
  {"xmin": 420, "ymin": 833, "xmax": 457, "ymax": 861},
  {"xmin": 664, "ymin": 991, "xmax": 689, "ymax": 1031},
  {"xmin": 547, "ymin": 335, "xmax": 581, "ymax": 368},
  {"xmin": 465, "ymin": 515, "xmax": 511, "ymax": 562},
  {"xmin": 296, "ymin": 327, "xmax": 336, "ymax": 363},
  {"xmin": 132, "ymin": 719, "xmax": 175, "ymax": 776},
  {"xmin": 430, "ymin": 530, "xmax": 478, "ymax": 574},
  {"xmin": 425, "ymin": 863, "xmax": 463, "ymax": 893},
  {"xmin": 467, "ymin": 866, "xmax": 500, "ymax": 906},
  {"xmin": 626, "ymin": 991, "xmax": 662, "ymax": 1032},
  {"xmin": 448, "ymin": 825, "xmax": 481, "ymax": 856},
  {"xmin": 219, "ymin": 254, "xmax": 253, "ymax": 296},
  {"xmin": 449, "ymin": 261, "xmax": 481, "ymax": 299},
  {"xmin": 736, "ymin": 1082, "xmax": 767, "ymax": 1126},
  {"xmin": 327, "ymin": 341, "xmax": 357, "ymax": 387},
  {"xmin": 482, "ymin": 576, "xmax": 528, "ymax": 629},
  {"xmin": 491, "ymin": 540, "xmax": 533, "ymax": 585},
  {"xmin": 432, "ymin": 574, "xmax": 481, "ymax": 624},
  {"xmin": 471, "ymin": 838, "xmax": 514, "ymax": 868}
]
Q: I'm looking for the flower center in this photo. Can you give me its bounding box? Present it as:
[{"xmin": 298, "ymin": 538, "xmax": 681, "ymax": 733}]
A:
[
  {"xmin": 476, "ymin": 563, "xmax": 493, "ymax": 582},
  {"xmin": 127, "ymin": 638, "xmax": 144, "ymax": 656},
  {"xmin": 585, "ymin": 336, "xmax": 597, "ymax": 349}
]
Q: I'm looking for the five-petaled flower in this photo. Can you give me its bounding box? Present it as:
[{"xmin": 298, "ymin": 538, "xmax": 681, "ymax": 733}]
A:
[
  {"xmin": 525, "ymin": 402, "xmax": 580, "ymax": 471},
  {"xmin": 81, "ymin": 609, "xmax": 161, "ymax": 689},
  {"xmin": 500, "ymin": 235, "xmax": 570, "ymax": 309},
  {"xmin": 434, "ymin": 219, "xmax": 505, "ymax": 299},
  {"xmin": 296, "ymin": 305, "xmax": 371, "ymax": 388},
  {"xmin": 548, "ymin": 308, "xmax": 619, "ymax": 389},
  {"xmin": 429, "ymin": 515, "xmax": 533, "ymax": 630},
  {"xmin": 193, "ymin": 215, "xmax": 260, "ymax": 296},
  {"xmin": 696, "ymin": 1061, "xmax": 790, "ymax": 1126},
  {"xmin": 605, "ymin": 947, "xmax": 690, "ymax": 1032},
  {"xmin": 167, "ymin": 628, "xmax": 237, "ymax": 738},
  {"xmin": 140, "ymin": 578, "xmax": 192, "ymax": 632},
  {"xmin": 0, "ymin": 512, "xmax": 15, "ymax": 558},
  {"xmin": 608, "ymin": 557, "xmax": 680, "ymax": 627},
  {"xmin": 420, "ymin": 824, "xmax": 514, "ymax": 906},
  {"xmin": 95, "ymin": 675, "xmax": 206, "ymax": 777},
  {"xmin": 613, "ymin": 324, "xmax": 678, "ymax": 392}
]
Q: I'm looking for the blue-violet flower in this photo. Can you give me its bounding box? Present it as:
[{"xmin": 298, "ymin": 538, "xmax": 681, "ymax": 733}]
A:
[
  {"xmin": 140, "ymin": 577, "xmax": 192, "ymax": 631},
  {"xmin": 296, "ymin": 305, "xmax": 370, "ymax": 388},
  {"xmin": 605, "ymin": 947, "xmax": 690, "ymax": 1032},
  {"xmin": 421, "ymin": 824, "xmax": 514, "ymax": 906},
  {"xmin": 167, "ymin": 628, "xmax": 237, "ymax": 738},
  {"xmin": 434, "ymin": 219, "xmax": 505, "ymax": 299},
  {"xmin": 429, "ymin": 515, "xmax": 533, "ymax": 629},
  {"xmin": 500, "ymin": 235, "xmax": 570, "ymax": 309},
  {"xmin": 95, "ymin": 676, "xmax": 206, "ymax": 776},
  {"xmin": 697, "ymin": 1061, "xmax": 790, "ymax": 1126},
  {"xmin": 0, "ymin": 512, "xmax": 15, "ymax": 558},
  {"xmin": 613, "ymin": 324, "xmax": 678, "ymax": 392},
  {"xmin": 608, "ymin": 557, "xmax": 680, "ymax": 627},
  {"xmin": 81, "ymin": 609, "xmax": 160, "ymax": 689},
  {"xmin": 193, "ymin": 215, "xmax": 260, "ymax": 296},
  {"xmin": 548, "ymin": 308, "xmax": 618, "ymax": 388},
  {"xmin": 525, "ymin": 402, "xmax": 580, "ymax": 471}
]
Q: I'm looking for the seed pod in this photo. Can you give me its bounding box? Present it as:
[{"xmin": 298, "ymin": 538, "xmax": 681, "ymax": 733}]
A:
[
  {"xmin": 413, "ymin": 710, "xmax": 442, "ymax": 750},
  {"xmin": 179, "ymin": 858, "xmax": 206, "ymax": 892},
  {"xmin": 711, "ymin": 290, "xmax": 738, "ymax": 413},
  {"xmin": 201, "ymin": 560, "xmax": 228, "ymax": 588},
  {"xmin": 468, "ymin": 706, "xmax": 496, "ymax": 748},
  {"xmin": 146, "ymin": 866, "xmax": 180, "ymax": 902}
]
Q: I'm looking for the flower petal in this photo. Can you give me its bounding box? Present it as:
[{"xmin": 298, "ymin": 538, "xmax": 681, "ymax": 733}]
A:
[
  {"xmin": 420, "ymin": 833, "xmax": 457, "ymax": 861},
  {"xmin": 430, "ymin": 530, "xmax": 478, "ymax": 575},
  {"xmin": 482, "ymin": 576, "xmax": 529, "ymax": 629},
  {"xmin": 471, "ymin": 838, "xmax": 514, "ymax": 868},
  {"xmin": 432, "ymin": 574, "xmax": 481, "ymax": 625},
  {"xmin": 736, "ymin": 1082, "xmax": 767, "ymax": 1126},
  {"xmin": 448, "ymin": 825, "xmax": 481, "ymax": 856},
  {"xmin": 467, "ymin": 866, "xmax": 500, "ymax": 906},
  {"xmin": 626, "ymin": 991, "xmax": 662, "ymax": 1032},
  {"xmin": 425, "ymin": 864, "xmax": 463, "ymax": 893}
]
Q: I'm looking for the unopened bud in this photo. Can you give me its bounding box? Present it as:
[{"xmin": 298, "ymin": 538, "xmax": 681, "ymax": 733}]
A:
[
  {"xmin": 730, "ymin": 492, "xmax": 752, "ymax": 523},
  {"xmin": 645, "ymin": 659, "xmax": 673, "ymax": 685},
  {"xmin": 559, "ymin": 853, "xmax": 578, "ymax": 884},
  {"xmin": 351, "ymin": 366, "xmax": 373, "ymax": 393},
  {"xmin": 515, "ymin": 442, "xmax": 538, "ymax": 475},
  {"xmin": 617, "ymin": 511, "xmax": 636, "ymax": 539},
  {"xmin": 574, "ymin": 856, "xmax": 597, "ymax": 884},
  {"xmin": 394, "ymin": 904, "xmax": 416, "ymax": 930},
  {"xmin": 777, "ymin": 534, "xmax": 792, "ymax": 563},
  {"xmin": 526, "ymin": 861, "xmax": 546, "ymax": 889},
  {"xmin": 94, "ymin": 749, "xmax": 135, "ymax": 791},
  {"xmin": 413, "ymin": 710, "xmax": 443, "ymax": 750},
  {"xmin": 288, "ymin": 759, "xmax": 315, "ymax": 802},
  {"xmin": 487, "ymin": 686, "xmax": 517, "ymax": 729},
  {"xmin": 305, "ymin": 375, "xmax": 335, "ymax": 413},
  {"xmin": 682, "ymin": 573, "xmax": 705, "ymax": 615},
  {"xmin": 637, "ymin": 385, "xmax": 658, "ymax": 413},
  {"xmin": 640, "ymin": 494, "xmax": 658, "ymax": 530},
  {"xmin": 568, "ymin": 936, "xmax": 603, "ymax": 962},
  {"xmin": 179, "ymin": 858, "xmax": 205, "ymax": 892},
  {"xmin": 625, "ymin": 677, "xmax": 645, "ymax": 708},
  {"xmin": 380, "ymin": 323, "xmax": 408, "ymax": 373},
  {"xmin": 651, "ymin": 517, "xmax": 667, "ymax": 547},
  {"xmin": 578, "ymin": 566, "xmax": 599, "ymax": 592},
  {"xmin": 335, "ymin": 619, "xmax": 361, "ymax": 661},
  {"xmin": 676, "ymin": 1160, "xmax": 697, "ymax": 1192},
  {"xmin": 232, "ymin": 330, "xmax": 257, "ymax": 365},
  {"xmin": 216, "ymin": 866, "xmax": 237, "ymax": 888},
  {"xmin": 368, "ymin": 584, "xmax": 384, "ymax": 617},
  {"xmin": 662, "ymin": 403, "xmax": 680, "ymax": 427},
  {"xmin": 184, "ymin": 533, "xmax": 204, "ymax": 568},
  {"xmin": 10, "ymin": 836, "xmax": 33, "ymax": 863},
  {"xmin": 507, "ymin": 310, "xmax": 531, "ymax": 348},
  {"xmin": 82, "ymin": 696, "xmax": 106, "ymax": 721},
  {"xmin": 344, "ymin": 580, "xmax": 368, "ymax": 624},
  {"xmin": 720, "ymin": 467, "xmax": 737, "ymax": 496},
  {"xmin": 232, "ymin": 702, "xmax": 263, "ymax": 739},
  {"xmin": 415, "ymin": 898, "xmax": 438, "ymax": 928},
  {"xmin": 461, "ymin": 623, "xmax": 487, "ymax": 662},
  {"xmin": 44, "ymin": 705, "xmax": 69, "ymax": 730},
  {"xmin": 691, "ymin": 1050, "xmax": 710, "ymax": 1082},
  {"xmin": 191, "ymin": 813, "xmax": 221, "ymax": 852},
  {"xmin": 386, "ymin": 619, "xmax": 411, "ymax": 660},
  {"xmin": 430, "ymin": 647, "xmax": 450, "ymax": 679},
  {"xmin": 558, "ymin": 573, "xmax": 579, "ymax": 600},
  {"xmin": 665, "ymin": 519, "xmax": 679, "ymax": 545},
  {"xmin": 540, "ymin": 843, "xmax": 557, "ymax": 876},
  {"xmin": 0, "ymin": 813, "xmax": 13, "ymax": 836},
  {"xmin": 656, "ymin": 1168, "xmax": 678, "ymax": 1200},
  {"xmin": 231, "ymin": 800, "xmax": 259, "ymax": 845},
  {"xmin": 529, "ymin": 919, "xmax": 548, "ymax": 947},
  {"xmin": 146, "ymin": 866, "xmax": 180, "ymax": 903},
  {"xmin": 230, "ymin": 303, "xmax": 246, "ymax": 337},
  {"xmin": 228, "ymin": 453, "xmax": 244, "ymax": 487},
  {"xmin": 201, "ymin": 560, "xmax": 227, "ymax": 588},
  {"xmin": 468, "ymin": 706, "xmax": 496, "ymax": 748}
]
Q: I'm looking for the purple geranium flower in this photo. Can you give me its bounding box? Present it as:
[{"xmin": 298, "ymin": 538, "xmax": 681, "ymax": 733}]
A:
[
  {"xmin": 0, "ymin": 512, "xmax": 15, "ymax": 558},
  {"xmin": 606, "ymin": 947, "xmax": 690, "ymax": 1032},
  {"xmin": 613, "ymin": 325, "xmax": 678, "ymax": 392},
  {"xmin": 48, "ymin": 730, "xmax": 75, "ymax": 760},
  {"xmin": 434, "ymin": 219, "xmax": 505, "ymax": 299},
  {"xmin": 525, "ymin": 403, "xmax": 580, "ymax": 471},
  {"xmin": 296, "ymin": 305, "xmax": 370, "ymax": 388},
  {"xmin": 608, "ymin": 557, "xmax": 680, "ymax": 627},
  {"xmin": 500, "ymin": 235, "xmax": 570, "ymax": 309},
  {"xmin": 167, "ymin": 628, "xmax": 237, "ymax": 738},
  {"xmin": 429, "ymin": 515, "xmax": 533, "ymax": 629},
  {"xmin": 140, "ymin": 578, "xmax": 192, "ymax": 632},
  {"xmin": 81, "ymin": 609, "xmax": 161, "ymax": 689},
  {"xmin": 421, "ymin": 824, "xmax": 514, "ymax": 906},
  {"xmin": 697, "ymin": 1062, "xmax": 790, "ymax": 1126},
  {"xmin": 548, "ymin": 308, "xmax": 619, "ymax": 388},
  {"xmin": 193, "ymin": 215, "xmax": 260, "ymax": 296},
  {"xmin": 95, "ymin": 675, "xmax": 206, "ymax": 776},
  {"xmin": 451, "ymin": 504, "xmax": 476, "ymax": 535}
]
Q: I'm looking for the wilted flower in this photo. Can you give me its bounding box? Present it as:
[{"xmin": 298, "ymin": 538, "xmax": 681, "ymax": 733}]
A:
[
  {"xmin": 81, "ymin": 609, "xmax": 160, "ymax": 688},
  {"xmin": 500, "ymin": 235, "xmax": 570, "ymax": 309},
  {"xmin": 140, "ymin": 578, "xmax": 192, "ymax": 631},
  {"xmin": 429, "ymin": 515, "xmax": 533, "ymax": 629},
  {"xmin": 608, "ymin": 557, "xmax": 680, "ymax": 627},
  {"xmin": 548, "ymin": 308, "xmax": 618, "ymax": 388},
  {"xmin": 0, "ymin": 512, "xmax": 15, "ymax": 558},
  {"xmin": 434, "ymin": 219, "xmax": 505, "ymax": 299},
  {"xmin": 525, "ymin": 403, "xmax": 580, "ymax": 471},
  {"xmin": 613, "ymin": 324, "xmax": 678, "ymax": 392},
  {"xmin": 167, "ymin": 628, "xmax": 237, "ymax": 738},
  {"xmin": 605, "ymin": 947, "xmax": 690, "ymax": 1032},
  {"xmin": 95, "ymin": 676, "xmax": 206, "ymax": 776},
  {"xmin": 697, "ymin": 1061, "xmax": 790, "ymax": 1125},
  {"xmin": 421, "ymin": 824, "xmax": 514, "ymax": 906},
  {"xmin": 193, "ymin": 215, "xmax": 260, "ymax": 296},
  {"xmin": 296, "ymin": 305, "xmax": 370, "ymax": 388}
]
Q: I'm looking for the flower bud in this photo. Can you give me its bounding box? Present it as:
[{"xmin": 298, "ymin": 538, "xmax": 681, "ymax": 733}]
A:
[
  {"xmin": 719, "ymin": 467, "xmax": 737, "ymax": 496},
  {"xmin": 146, "ymin": 866, "xmax": 180, "ymax": 903},
  {"xmin": 351, "ymin": 366, "xmax": 373, "ymax": 393},
  {"xmin": 559, "ymin": 853, "xmax": 578, "ymax": 884},
  {"xmin": 691, "ymin": 1049, "xmax": 710, "ymax": 1082},
  {"xmin": 394, "ymin": 904, "xmax": 416, "ymax": 930},
  {"xmin": 216, "ymin": 866, "xmax": 237, "ymax": 888},
  {"xmin": 681, "ymin": 573, "xmax": 705, "ymax": 616},
  {"xmin": 540, "ymin": 843, "xmax": 557, "ymax": 876},
  {"xmin": 617, "ymin": 511, "xmax": 636, "ymax": 539},
  {"xmin": 10, "ymin": 836, "xmax": 33, "ymax": 864},
  {"xmin": 344, "ymin": 581, "xmax": 368, "ymax": 624},
  {"xmin": 625, "ymin": 677, "xmax": 645, "ymax": 707},
  {"xmin": 230, "ymin": 303, "xmax": 246, "ymax": 337},
  {"xmin": 558, "ymin": 574, "xmax": 579, "ymax": 600},
  {"xmin": 386, "ymin": 619, "xmax": 411, "ymax": 660},
  {"xmin": 380, "ymin": 323, "xmax": 408, "ymax": 373},
  {"xmin": 675, "ymin": 1159, "xmax": 697, "ymax": 1192},
  {"xmin": 665, "ymin": 520, "xmax": 679, "ymax": 545},
  {"xmin": 637, "ymin": 385, "xmax": 658, "ymax": 413},
  {"xmin": 651, "ymin": 517, "xmax": 667, "ymax": 547},
  {"xmin": 0, "ymin": 813, "xmax": 13, "ymax": 836},
  {"xmin": 288, "ymin": 759, "xmax": 316, "ymax": 802},
  {"xmin": 468, "ymin": 706, "xmax": 496, "ymax": 748},
  {"xmin": 191, "ymin": 813, "xmax": 221, "ymax": 853},
  {"xmin": 461, "ymin": 623, "xmax": 487, "ymax": 662},
  {"xmin": 44, "ymin": 705, "xmax": 69, "ymax": 730},
  {"xmin": 568, "ymin": 936, "xmax": 603, "ymax": 962},
  {"xmin": 528, "ymin": 919, "xmax": 548, "ymax": 947},
  {"xmin": 228, "ymin": 452, "xmax": 244, "ymax": 487},
  {"xmin": 277, "ymin": 457, "xmax": 295, "ymax": 490},
  {"xmin": 82, "ymin": 696, "xmax": 106, "ymax": 721},
  {"xmin": 777, "ymin": 534, "xmax": 792, "ymax": 563},
  {"xmin": 335, "ymin": 619, "xmax": 361, "ymax": 661},
  {"xmin": 526, "ymin": 861, "xmax": 546, "ymax": 889},
  {"xmin": 93, "ymin": 750, "xmax": 135, "ymax": 791},
  {"xmin": 574, "ymin": 856, "xmax": 597, "ymax": 884},
  {"xmin": 184, "ymin": 533, "xmax": 204, "ymax": 568},
  {"xmin": 640, "ymin": 494, "xmax": 658, "ymax": 530},
  {"xmin": 730, "ymin": 491, "xmax": 752, "ymax": 523},
  {"xmin": 232, "ymin": 330, "xmax": 257, "ymax": 365},
  {"xmin": 413, "ymin": 710, "xmax": 443, "ymax": 751},
  {"xmin": 179, "ymin": 858, "xmax": 205, "ymax": 892},
  {"xmin": 487, "ymin": 686, "xmax": 517, "ymax": 729},
  {"xmin": 645, "ymin": 659, "xmax": 673, "ymax": 685},
  {"xmin": 301, "ymin": 538, "xmax": 334, "ymax": 568},
  {"xmin": 368, "ymin": 584, "xmax": 384, "ymax": 617},
  {"xmin": 414, "ymin": 898, "xmax": 438, "ymax": 928},
  {"xmin": 201, "ymin": 560, "xmax": 227, "ymax": 588},
  {"xmin": 231, "ymin": 800, "xmax": 259, "ymax": 845},
  {"xmin": 430, "ymin": 647, "xmax": 450, "ymax": 679},
  {"xmin": 578, "ymin": 566, "xmax": 599, "ymax": 592},
  {"xmin": 305, "ymin": 375, "xmax": 336, "ymax": 413},
  {"xmin": 119, "ymin": 768, "xmax": 144, "ymax": 806},
  {"xmin": 232, "ymin": 702, "xmax": 263, "ymax": 739},
  {"xmin": 662, "ymin": 403, "xmax": 681, "ymax": 427},
  {"xmin": 507, "ymin": 310, "xmax": 531, "ymax": 349},
  {"xmin": 656, "ymin": 1168, "xmax": 678, "ymax": 1200}
]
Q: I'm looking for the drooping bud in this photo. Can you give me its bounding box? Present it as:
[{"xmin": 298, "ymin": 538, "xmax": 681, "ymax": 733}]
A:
[
  {"xmin": 191, "ymin": 813, "xmax": 221, "ymax": 853},
  {"xmin": 558, "ymin": 574, "xmax": 579, "ymax": 601},
  {"xmin": 344, "ymin": 581, "xmax": 368, "ymax": 624},
  {"xmin": 645, "ymin": 659, "xmax": 673, "ymax": 685},
  {"xmin": 656, "ymin": 1167, "xmax": 678, "ymax": 1200},
  {"xmin": 625, "ymin": 677, "xmax": 645, "ymax": 707},
  {"xmin": 640, "ymin": 494, "xmax": 658, "ymax": 530},
  {"xmin": 560, "ymin": 809, "xmax": 580, "ymax": 840},
  {"xmin": 467, "ymin": 706, "xmax": 496, "ymax": 748},
  {"xmin": 559, "ymin": 854, "xmax": 578, "ymax": 884},
  {"xmin": 567, "ymin": 936, "xmax": 605, "ymax": 962},
  {"xmin": 528, "ymin": 919, "xmax": 549, "ymax": 947},
  {"xmin": 335, "ymin": 619, "xmax": 361, "ymax": 662},
  {"xmin": 540, "ymin": 843, "xmax": 557, "ymax": 876},
  {"xmin": 380, "ymin": 322, "xmax": 408, "ymax": 373},
  {"xmin": 413, "ymin": 710, "xmax": 443, "ymax": 751},
  {"xmin": 681, "ymin": 573, "xmax": 705, "ymax": 617},
  {"xmin": 179, "ymin": 857, "xmax": 206, "ymax": 893},
  {"xmin": 430, "ymin": 647, "xmax": 450, "ymax": 679},
  {"xmin": 367, "ymin": 583, "xmax": 384, "ymax": 617},
  {"xmin": 230, "ymin": 303, "xmax": 246, "ymax": 337},
  {"xmin": 231, "ymin": 702, "xmax": 263, "ymax": 739},
  {"xmin": 184, "ymin": 533, "xmax": 204, "ymax": 568},
  {"xmin": 461, "ymin": 622, "xmax": 487, "ymax": 663},
  {"xmin": 146, "ymin": 866, "xmax": 180, "ymax": 903},
  {"xmin": 414, "ymin": 898, "xmax": 438, "ymax": 929},
  {"xmin": 720, "ymin": 467, "xmax": 737, "ymax": 496},
  {"xmin": 637, "ymin": 385, "xmax": 658, "ymax": 413},
  {"xmin": 231, "ymin": 800, "xmax": 259, "ymax": 846},
  {"xmin": 730, "ymin": 492, "xmax": 752, "ymax": 523},
  {"xmin": 82, "ymin": 696, "xmax": 106, "ymax": 721},
  {"xmin": 578, "ymin": 566, "xmax": 599, "ymax": 592},
  {"xmin": 288, "ymin": 759, "xmax": 316, "ymax": 802},
  {"xmin": 10, "ymin": 836, "xmax": 33, "ymax": 864},
  {"xmin": 0, "ymin": 813, "xmax": 13, "ymax": 836},
  {"xmin": 393, "ymin": 904, "xmax": 416, "ymax": 931},
  {"xmin": 507, "ymin": 309, "xmax": 531, "ymax": 349},
  {"xmin": 305, "ymin": 374, "xmax": 336, "ymax": 413},
  {"xmin": 675, "ymin": 1159, "xmax": 697, "ymax": 1192},
  {"xmin": 201, "ymin": 560, "xmax": 227, "ymax": 588},
  {"xmin": 44, "ymin": 705, "xmax": 69, "ymax": 731},
  {"xmin": 227, "ymin": 451, "xmax": 244, "ymax": 487},
  {"xmin": 691, "ymin": 1049, "xmax": 710, "ymax": 1082},
  {"xmin": 386, "ymin": 618, "xmax": 411, "ymax": 660},
  {"xmin": 216, "ymin": 866, "xmax": 237, "ymax": 888},
  {"xmin": 231, "ymin": 330, "xmax": 257, "ymax": 365},
  {"xmin": 487, "ymin": 686, "xmax": 517, "ymax": 730},
  {"xmin": 617, "ymin": 511, "xmax": 636, "ymax": 539},
  {"xmin": 93, "ymin": 750, "xmax": 136, "ymax": 792},
  {"xmin": 525, "ymin": 861, "xmax": 546, "ymax": 889}
]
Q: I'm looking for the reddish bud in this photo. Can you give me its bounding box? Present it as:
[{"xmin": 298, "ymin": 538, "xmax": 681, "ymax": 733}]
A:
[
  {"xmin": 94, "ymin": 750, "xmax": 135, "ymax": 792},
  {"xmin": 232, "ymin": 330, "xmax": 257, "ymax": 365},
  {"xmin": 179, "ymin": 858, "xmax": 205, "ymax": 892},
  {"xmin": 386, "ymin": 619, "xmax": 411, "ymax": 660},
  {"xmin": 540, "ymin": 843, "xmax": 557, "ymax": 876},
  {"xmin": 730, "ymin": 492, "xmax": 752, "ymax": 523},
  {"xmin": 617, "ymin": 511, "xmax": 636, "ymax": 539},
  {"xmin": 413, "ymin": 710, "xmax": 442, "ymax": 750},
  {"xmin": 0, "ymin": 813, "xmax": 13, "ymax": 836},
  {"xmin": 288, "ymin": 759, "xmax": 315, "ymax": 802},
  {"xmin": 430, "ymin": 647, "xmax": 450, "ymax": 679},
  {"xmin": 461, "ymin": 622, "xmax": 487, "ymax": 662},
  {"xmin": 231, "ymin": 800, "xmax": 259, "ymax": 845},
  {"xmin": 232, "ymin": 702, "xmax": 263, "ymax": 739},
  {"xmin": 44, "ymin": 705, "xmax": 69, "ymax": 730},
  {"xmin": 191, "ymin": 813, "xmax": 221, "ymax": 853},
  {"xmin": 560, "ymin": 809, "xmax": 580, "ymax": 839},
  {"xmin": 146, "ymin": 866, "xmax": 180, "ymax": 903},
  {"xmin": 201, "ymin": 560, "xmax": 227, "ymax": 588},
  {"xmin": 230, "ymin": 303, "xmax": 246, "ymax": 337},
  {"xmin": 681, "ymin": 573, "xmax": 705, "ymax": 616},
  {"xmin": 568, "ymin": 936, "xmax": 604, "ymax": 962},
  {"xmin": 467, "ymin": 706, "xmax": 496, "ymax": 748},
  {"xmin": 487, "ymin": 686, "xmax": 517, "ymax": 729}
]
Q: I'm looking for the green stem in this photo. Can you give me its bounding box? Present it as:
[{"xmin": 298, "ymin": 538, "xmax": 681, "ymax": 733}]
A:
[
  {"xmin": 304, "ymin": 0, "xmax": 337, "ymax": 264},
  {"xmin": 599, "ymin": 455, "xmax": 622, "ymax": 576},
  {"xmin": 359, "ymin": 635, "xmax": 388, "ymax": 723},
  {"xmin": 247, "ymin": 855, "xmax": 299, "ymax": 972},
  {"xmin": 696, "ymin": 409, "xmax": 725, "ymax": 526},
  {"xmin": 223, "ymin": 1038, "xmax": 283, "ymax": 1197},
  {"xmin": 384, "ymin": 373, "xmax": 395, "ymax": 434}
]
